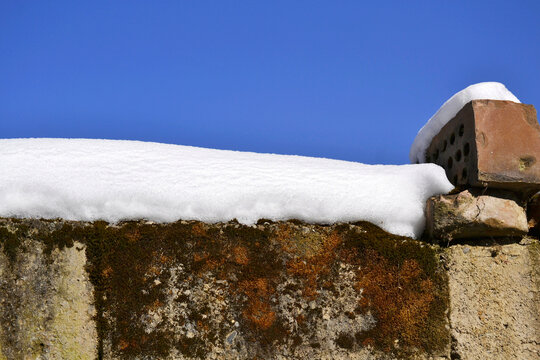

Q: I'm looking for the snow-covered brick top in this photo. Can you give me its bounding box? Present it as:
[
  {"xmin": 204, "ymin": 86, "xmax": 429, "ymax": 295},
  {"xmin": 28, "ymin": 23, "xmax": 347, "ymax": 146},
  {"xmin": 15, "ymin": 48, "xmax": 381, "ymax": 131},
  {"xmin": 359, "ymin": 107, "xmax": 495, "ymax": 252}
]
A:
[
  {"xmin": 409, "ymin": 82, "xmax": 520, "ymax": 164},
  {"xmin": 0, "ymin": 138, "xmax": 452, "ymax": 238}
]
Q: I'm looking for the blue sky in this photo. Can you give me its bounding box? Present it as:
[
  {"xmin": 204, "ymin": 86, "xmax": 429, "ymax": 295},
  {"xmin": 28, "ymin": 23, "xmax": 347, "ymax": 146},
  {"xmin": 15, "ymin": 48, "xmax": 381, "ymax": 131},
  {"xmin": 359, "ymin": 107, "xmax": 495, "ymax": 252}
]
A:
[{"xmin": 1, "ymin": 1, "xmax": 539, "ymax": 164}]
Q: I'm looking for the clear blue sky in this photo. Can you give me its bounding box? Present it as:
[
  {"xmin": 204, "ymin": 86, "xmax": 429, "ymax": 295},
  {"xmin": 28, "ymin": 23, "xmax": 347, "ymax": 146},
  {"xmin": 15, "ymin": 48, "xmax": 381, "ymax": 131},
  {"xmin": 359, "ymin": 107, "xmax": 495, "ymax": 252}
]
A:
[{"xmin": 1, "ymin": 1, "xmax": 539, "ymax": 164}]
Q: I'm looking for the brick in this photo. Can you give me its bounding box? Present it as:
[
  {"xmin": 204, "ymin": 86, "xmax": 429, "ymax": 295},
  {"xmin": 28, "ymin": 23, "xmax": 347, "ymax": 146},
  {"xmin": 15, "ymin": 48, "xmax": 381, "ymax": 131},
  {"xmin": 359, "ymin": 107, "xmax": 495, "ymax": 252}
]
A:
[
  {"xmin": 425, "ymin": 100, "xmax": 540, "ymax": 192},
  {"xmin": 426, "ymin": 190, "xmax": 528, "ymax": 241}
]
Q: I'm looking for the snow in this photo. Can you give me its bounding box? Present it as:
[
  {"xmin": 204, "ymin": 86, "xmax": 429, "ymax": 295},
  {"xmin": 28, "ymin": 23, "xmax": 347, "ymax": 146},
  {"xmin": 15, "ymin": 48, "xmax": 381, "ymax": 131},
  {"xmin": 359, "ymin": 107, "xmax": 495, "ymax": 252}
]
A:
[
  {"xmin": 0, "ymin": 138, "xmax": 452, "ymax": 238},
  {"xmin": 409, "ymin": 82, "xmax": 520, "ymax": 164}
]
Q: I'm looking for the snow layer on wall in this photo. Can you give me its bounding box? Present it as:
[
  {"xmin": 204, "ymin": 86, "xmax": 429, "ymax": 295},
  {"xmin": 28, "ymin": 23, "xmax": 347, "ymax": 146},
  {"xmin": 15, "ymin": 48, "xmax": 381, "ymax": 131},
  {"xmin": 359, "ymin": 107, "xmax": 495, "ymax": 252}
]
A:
[
  {"xmin": 409, "ymin": 82, "xmax": 520, "ymax": 164},
  {"xmin": 0, "ymin": 138, "xmax": 452, "ymax": 238}
]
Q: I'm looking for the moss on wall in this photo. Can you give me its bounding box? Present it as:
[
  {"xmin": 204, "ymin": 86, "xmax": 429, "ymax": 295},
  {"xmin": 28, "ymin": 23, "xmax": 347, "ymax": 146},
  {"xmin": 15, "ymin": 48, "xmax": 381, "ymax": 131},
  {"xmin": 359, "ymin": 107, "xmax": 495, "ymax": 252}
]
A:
[{"xmin": 0, "ymin": 218, "xmax": 450, "ymax": 359}]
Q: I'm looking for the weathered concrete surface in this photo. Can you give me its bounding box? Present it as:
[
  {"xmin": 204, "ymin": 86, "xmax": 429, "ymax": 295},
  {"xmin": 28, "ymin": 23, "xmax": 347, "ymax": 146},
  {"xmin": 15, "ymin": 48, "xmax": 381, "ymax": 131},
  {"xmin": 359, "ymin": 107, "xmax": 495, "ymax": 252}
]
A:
[
  {"xmin": 426, "ymin": 190, "xmax": 528, "ymax": 241},
  {"xmin": 1, "ymin": 217, "xmax": 539, "ymax": 360},
  {"xmin": 0, "ymin": 218, "xmax": 450, "ymax": 360},
  {"xmin": 445, "ymin": 238, "xmax": 540, "ymax": 360},
  {"xmin": 0, "ymin": 222, "xmax": 97, "ymax": 360}
]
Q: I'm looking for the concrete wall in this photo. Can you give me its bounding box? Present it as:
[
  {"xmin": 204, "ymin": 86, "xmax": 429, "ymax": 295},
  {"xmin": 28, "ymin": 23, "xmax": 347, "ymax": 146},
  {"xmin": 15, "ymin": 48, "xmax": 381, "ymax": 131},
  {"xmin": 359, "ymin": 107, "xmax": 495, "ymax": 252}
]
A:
[
  {"xmin": 0, "ymin": 218, "xmax": 538, "ymax": 359},
  {"xmin": 446, "ymin": 239, "xmax": 540, "ymax": 359}
]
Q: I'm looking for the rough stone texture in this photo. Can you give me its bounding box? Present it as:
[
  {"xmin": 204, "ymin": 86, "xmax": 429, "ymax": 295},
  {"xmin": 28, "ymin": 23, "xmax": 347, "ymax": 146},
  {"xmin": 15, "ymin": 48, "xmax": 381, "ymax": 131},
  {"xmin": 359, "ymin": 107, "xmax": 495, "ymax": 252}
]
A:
[
  {"xmin": 426, "ymin": 190, "xmax": 528, "ymax": 241},
  {"xmin": 445, "ymin": 238, "xmax": 540, "ymax": 360},
  {"xmin": 0, "ymin": 222, "xmax": 97, "ymax": 360},
  {"xmin": 527, "ymin": 192, "xmax": 540, "ymax": 236},
  {"xmin": 2, "ymin": 217, "xmax": 539, "ymax": 360},
  {"xmin": 0, "ymin": 218, "xmax": 450, "ymax": 360}
]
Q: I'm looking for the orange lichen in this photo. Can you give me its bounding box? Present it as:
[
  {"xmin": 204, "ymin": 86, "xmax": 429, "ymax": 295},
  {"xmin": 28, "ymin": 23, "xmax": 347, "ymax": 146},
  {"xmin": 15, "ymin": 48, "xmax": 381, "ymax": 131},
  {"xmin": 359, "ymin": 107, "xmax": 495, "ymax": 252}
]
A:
[
  {"xmin": 354, "ymin": 249, "xmax": 435, "ymax": 349},
  {"xmin": 275, "ymin": 224, "xmax": 292, "ymax": 244},
  {"xmin": 147, "ymin": 266, "xmax": 162, "ymax": 277},
  {"xmin": 118, "ymin": 339, "xmax": 130, "ymax": 350},
  {"xmin": 197, "ymin": 320, "xmax": 210, "ymax": 332},
  {"xmin": 361, "ymin": 337, "xmax": 375, "ymax": 347},
  {"xmin": 244, "ymin": 301, "xmax": 276, "ymax": 330},
  {"xmin": 159, "ymin": 254, "xmax": 172, "ymax": 264},
  {"xmin": 204, "ymin": 257, "xmax": 225, "ymax": 273},
  {"xmin": 191, "ymin": 223, "xmax": 207, "ymax": 237},
  {"xmin": 232, "ymin": 246, "xmax": 250, "ymax": 265},
  {"xmin": 193, "ymin": 251, "xmax": 209, "ymax": 263},
  {"xmin": 239, "ymin": 278, "xmax": 276, "ymax": 330},
  {"xmin": 286, "ymin": 232, "xmax": 342, "ymax": 298},
  {"xmin": 102, "ymin": 266, "xmax": 113, "ymax": 278}
]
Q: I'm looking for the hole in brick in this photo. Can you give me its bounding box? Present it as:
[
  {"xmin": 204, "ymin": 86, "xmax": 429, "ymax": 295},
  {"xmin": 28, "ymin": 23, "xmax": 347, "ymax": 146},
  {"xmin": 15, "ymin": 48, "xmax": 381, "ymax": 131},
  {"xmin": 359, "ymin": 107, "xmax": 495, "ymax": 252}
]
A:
[
  {"xmin": 433, "ymin": 149, "xmax": 439, "ymax": 161},
  {"xmin": 426, "ymin": 155, "xmax": 431, "ymax": 162},
  {"xmin": 464, "ymin": 143, "xmax": 470, "ymax": 156},
  {"xmin": 442, "ymin": 140, "xmax": 447, "ymax": 152},
  {"xmin": 453, "ymin": 175, "xmax": 458, "ymax": 184},
  {"xmin": 450, "ymin": 133, "xmax": 456, "ymax": 145},
  {"xmin": 519, "ymin": 156, "xmax": 536, "ymax": 171},
  {"xmin": 462, "ymin": 168, "xmax": 467, "ymax": 180},
  {"xmin": 455, "ymin": 150, "xmax": 462, "ymax": 162},
  {"xmin": 458, "ymin": 124, "xmax": 464, "ymax": 137},
  {"xmin": 448, "ymin": 157, "xmax": 453, "ymax": 169}
]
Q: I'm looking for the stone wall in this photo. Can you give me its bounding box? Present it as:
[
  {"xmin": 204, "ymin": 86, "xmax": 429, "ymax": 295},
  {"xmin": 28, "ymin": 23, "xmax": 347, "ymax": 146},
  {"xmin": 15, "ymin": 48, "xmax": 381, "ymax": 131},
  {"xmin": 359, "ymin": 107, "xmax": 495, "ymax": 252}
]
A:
[
  {"xmin": 0, "ymin": 218, "xmax": 538, "ymax": 359},
  {"xmin": 446, "ymin": 239, "xmax": 540, "ymax": 359}
]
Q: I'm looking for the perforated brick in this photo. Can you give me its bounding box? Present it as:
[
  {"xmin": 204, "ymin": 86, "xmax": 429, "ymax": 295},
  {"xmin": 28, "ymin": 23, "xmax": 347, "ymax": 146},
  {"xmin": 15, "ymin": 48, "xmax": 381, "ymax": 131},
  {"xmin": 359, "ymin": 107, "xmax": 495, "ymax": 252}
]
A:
[{"xmin": 425, "ymin": 100, "xmax": 540, "ymax": 192}]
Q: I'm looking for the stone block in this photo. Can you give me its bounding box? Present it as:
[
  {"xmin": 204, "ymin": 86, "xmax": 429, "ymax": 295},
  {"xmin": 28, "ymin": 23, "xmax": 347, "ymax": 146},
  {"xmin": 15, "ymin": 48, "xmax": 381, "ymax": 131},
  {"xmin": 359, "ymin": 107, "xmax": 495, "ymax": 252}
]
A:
[
  {"xmin": 425, "ymin": 100, "xmax": 540, "ymax": 192},
  {"xmin": 0, "ymin": 231, "xmax": 97, "ymax": 360},
  {"xmin": 446, "ymin": 239, "xmax": 540, "ymax": 359},
  {"xmin": 0, "ymin": 218, "xmax": 451, "ymax": 360},
  {"xmin": 426, "ymin": 190, "xmax": 528, "ymax": 241}
]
